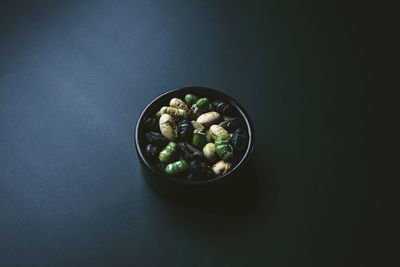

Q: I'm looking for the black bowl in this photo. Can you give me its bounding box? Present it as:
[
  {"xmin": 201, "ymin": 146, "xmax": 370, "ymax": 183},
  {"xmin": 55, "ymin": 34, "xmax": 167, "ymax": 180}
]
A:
[{"xmin": 135, "ymin": 86, "xmax": 255, "ymax": 198}]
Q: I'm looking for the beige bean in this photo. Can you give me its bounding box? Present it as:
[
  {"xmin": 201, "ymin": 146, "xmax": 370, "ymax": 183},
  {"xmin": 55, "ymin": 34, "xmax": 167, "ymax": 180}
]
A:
[
  {"xmin": 203, "ymin": 143, "xmax": 216, "ymax": 161},
  {"xmin": 212, "ymin": 160, "xmax": 232, "ymax": 175},
  {"xmin": 196, "ymin": 111, "xmax": 220, "ymax": 127},
  {"xmin": 209, "ymin": 125, "xmax": 228, "ymax": 140},
  {"xmin": 191, "ymin": 120, "xmax": 205, "ymax": 133},
  {"xmin": 159, "ymin": 114, "xmax": 177, "ymax": 141},
  {"xmin": 170, "ymin": 98, "xmax": 188, "ymax": 111},
  {"xmin": 160, "ymin": 106, "xmax": 187, "ymax": 119}
]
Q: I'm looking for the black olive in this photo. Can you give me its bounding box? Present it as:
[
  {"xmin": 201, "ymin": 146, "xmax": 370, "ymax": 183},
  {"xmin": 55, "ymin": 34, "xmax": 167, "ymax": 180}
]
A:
[
  {"xmin": 212, "ymin": 100, "xmax": 234, "ymax": 115},
  {"xmin": 189, "ymin": 159, "xmax": 202, "ymax": 177},
  {"xmin": 219, "ymin": 118, "xmax": 242, "ymax": 132},
  {"xmin": 143, "ymin": 117, "xmax": 158, "ymax": 131},
  {"xmin": 145, "ymin": 132, "xmax": 169, "ymax": 147},
  {"xmin": 178, "ymin": 119, "xmax": 194, "ymax": 141},
  {"xmin": 177, "ymin": 142, "xmax": 203, "ymax": 162},
  {"xmin": 146, "ymin": 144, "xmax": 160, "ymax": 161},
  {"xmin": 231, "ymin": 128, "xmax": 248, "ymax": 154},
  {"xmin": 188, "ymin": 159, "xmax": 214, "ymax": 179}
]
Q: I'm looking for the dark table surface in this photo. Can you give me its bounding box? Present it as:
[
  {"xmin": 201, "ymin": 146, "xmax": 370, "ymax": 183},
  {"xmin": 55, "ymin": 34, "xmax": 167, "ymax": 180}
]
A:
[{"xmin": 0, "ymin": 0, "xmax": 384, "ymax": 266}]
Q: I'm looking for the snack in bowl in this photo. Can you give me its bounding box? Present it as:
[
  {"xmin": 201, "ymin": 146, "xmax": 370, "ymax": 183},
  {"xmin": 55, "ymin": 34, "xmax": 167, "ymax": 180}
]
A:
[{"xmin": 141, "ymin": 93, "xmax": 249, "ymax": 181}]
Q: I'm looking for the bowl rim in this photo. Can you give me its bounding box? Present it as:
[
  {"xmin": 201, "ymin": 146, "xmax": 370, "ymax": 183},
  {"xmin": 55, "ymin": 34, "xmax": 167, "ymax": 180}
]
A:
[{"xmin": 134, "ymin": 86, "xmax": 255, "ymax": 186}]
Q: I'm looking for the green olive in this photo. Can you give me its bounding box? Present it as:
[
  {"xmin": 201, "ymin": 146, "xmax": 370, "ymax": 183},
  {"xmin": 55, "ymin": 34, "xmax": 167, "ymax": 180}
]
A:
[
  {"xmin": 214, "ymin": 135, "xmax": 233, "ymax": 160},
  {"xmin": 206, "ymin": 130, "xmax": 213, "ymax": 143},
  {"xmin": 159, "ymin": 142, "xmax": 177, "ymax": 163},
  {"xmin": 165, "ymin": 160, "xmax": 189, "ymax": 175},
  {"xmin": 195, "ymin": 98, "xmax": 212, "ymax": 113},
  {"xmin": 184, "ymin": 94, "xmax": 198, "ymax": 107},
  {"xmin": 188, "ymin": 98, "xmax": 211, "ymax": 120},
  {"xmin": 192, "ymin": 129, "xmax": 207, "ymax": 149}
]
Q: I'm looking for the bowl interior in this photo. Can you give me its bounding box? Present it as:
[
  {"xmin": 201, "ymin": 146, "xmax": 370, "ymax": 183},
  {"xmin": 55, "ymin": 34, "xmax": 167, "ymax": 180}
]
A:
[{"xmin": 135, "ymin": 86, "xmax": 255, "ymax": 185}]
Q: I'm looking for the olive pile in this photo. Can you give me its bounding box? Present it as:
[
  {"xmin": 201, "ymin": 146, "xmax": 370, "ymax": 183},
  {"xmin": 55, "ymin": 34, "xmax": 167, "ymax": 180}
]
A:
[{"xmin": 143, "ymin": 94, "xmax": 248, "ymax": 181}]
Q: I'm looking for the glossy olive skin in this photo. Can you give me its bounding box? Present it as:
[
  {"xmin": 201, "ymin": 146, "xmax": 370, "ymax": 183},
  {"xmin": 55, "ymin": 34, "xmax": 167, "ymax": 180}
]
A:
[
  {"xmin": 206, "ymin": 131, "xmax": 213, "ymax": 143},
  {"xmin": 231, "ymin": 128, "xmax": 248, "ymax": 154},
  {"xmin": 146, "ymin": 144, "xmax": 161, "ymax": 161},
  {"xmin": 143, "ymin": 117, "xmax": 159, "ymax": 131},
  {"xmin": 184, "ymin": 94, "xmax": 198, "ymax": 107},
  {"xmin": 159, "ymin": 142, "xmax": 177, "ymax": 163},
  {"xmin": 212, "ymin": 100, "xmax": 234, "ymax": 115},
  {"xmin": 196, "ymin": 98, "xmax": 212, "ymax": 113},
  {"xmin": 177, "ymin": 142, "xmax": 203, "ymax": 162},
  {"xmin": 188, "ymin": 159, "xmax": 214, "ymax": 179},
  {"xmin": 192, "ymin": 130, "xmax": 207, "ymax": 149},
  {"xmin": 145, "ymin": 131, "xmax": 169, "ymax": 147},
  {"xmin": 165, "ymin": 160, "xmax": 189, "ymax": 175},
  {"xmin": 219, "ymin": 118, "xmax": 242, "ymax": 132},
  {"xmin": 178, "ymin": 119, "xmax": 194, "ymax": 141}
]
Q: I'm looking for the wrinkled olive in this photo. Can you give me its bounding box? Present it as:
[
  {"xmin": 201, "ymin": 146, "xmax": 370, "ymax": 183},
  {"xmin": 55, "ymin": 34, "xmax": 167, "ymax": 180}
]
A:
[
  {"xmin": 209, "ymin": 125, "xmax": 229, "ymax": 140},
  {"xmin": 177, "ymin": 142, "xmax": 203, "ymax": 161},
  {"xmin": 143, "ymin": 117, "xmax": 158, "ymax": 131},
  {"xmin": 219, "ymin": 118, "xmax": 242, "ymax": 132},
  {"xmin": 212, "ymin": 160, "xmax": 232, "ymax": 175},
  {"xmin": 165, "ymin": 160, "xmax": 189, "ymax": 175},
  {"xmin": 146, "ymin": 144, "xmax": 160, "ymax": 161},
  {"xmin": 197, "ymin": 111, "xmax": 221, "ymax": 127},
  {"xmin": 203, "ymin": 143, "xmax": 216, "ymax": 161},
  {"xmin": 192, "ymin": 129, "xmax": 207, "ymax": 149},
  {"xmin": 160, "ymin": 106, "xmax": 187, "ymax": 119},
  {"xmin": 212, "ymin": 100, "xmax": 234, "ymax": 115},
  {"xmin": 170, "ymin": 97, "xmax": 188, "ymax": 111},
  {"xmin": 215, "ymin": 135, "xmax": 233, "ymax": 160},
  {"xmin": 159, "ymin": 114, "xmax": 178, "ymax": 141},
  {"xmin": 185, "ymin": 94, "xmax": 198, "ymax": 107},
  {"xmin": 231, "ymin": 128, "xmax": 248, "ymax": 154},
  {"xmin": 178, "ymin": 119, "xmax": 194, "ymax": 141},
  {"xmin": 159, "ymin": 142, "xmax": 177, "ymax": 163},
  {"xmin": 145, "ymin": 131, "xmax": 169, "ymax": 147}
]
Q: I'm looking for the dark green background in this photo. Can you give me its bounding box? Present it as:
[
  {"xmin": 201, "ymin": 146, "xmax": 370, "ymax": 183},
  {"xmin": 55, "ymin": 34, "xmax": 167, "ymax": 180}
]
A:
[{"xmin": 0, "ymin": 0, "xmax": 383, "ymax": 266}]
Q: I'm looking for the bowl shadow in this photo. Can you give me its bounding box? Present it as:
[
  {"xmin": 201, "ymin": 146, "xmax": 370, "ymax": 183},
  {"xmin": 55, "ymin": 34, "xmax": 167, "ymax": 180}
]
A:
[{"xmin": 142, "ymin": 149, "xmax": 276, "ymax": 220}]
